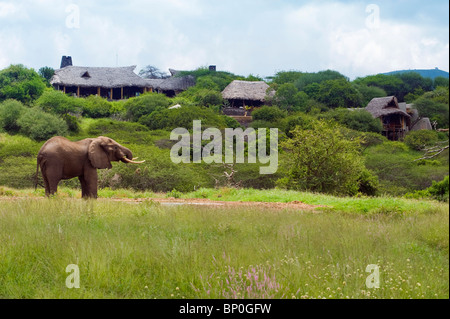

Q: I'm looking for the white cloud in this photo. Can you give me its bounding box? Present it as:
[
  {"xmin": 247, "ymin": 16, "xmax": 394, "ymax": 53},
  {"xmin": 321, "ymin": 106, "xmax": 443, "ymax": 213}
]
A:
[{"xmin": 0, "ymin": 0, "xmax": 448, "ymax": 78}]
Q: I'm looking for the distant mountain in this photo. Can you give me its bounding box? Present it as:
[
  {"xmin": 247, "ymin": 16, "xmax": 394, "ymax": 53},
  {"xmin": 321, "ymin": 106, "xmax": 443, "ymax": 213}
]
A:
[{"xmin": 381, "ymin": 68, "xmax": 449, "ymax": 80}]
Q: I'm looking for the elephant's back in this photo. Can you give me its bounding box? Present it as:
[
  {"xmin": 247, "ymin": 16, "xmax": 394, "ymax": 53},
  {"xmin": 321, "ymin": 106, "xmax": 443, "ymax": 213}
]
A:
[{"xmin": 38, "ymin": 136, "xmax": 89, "ymax": 155}]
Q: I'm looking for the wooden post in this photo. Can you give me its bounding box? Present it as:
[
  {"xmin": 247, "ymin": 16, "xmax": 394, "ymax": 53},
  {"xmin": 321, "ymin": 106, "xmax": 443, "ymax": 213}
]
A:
[
  {"xmin": 121, "ymin": 87, "xmax": 124, "ymax": 100},
  {"xmin": 77, "ymin": 86, "xmax": 80, "ymax": 97},
  {"xmin": 63, "ymin": 86, "xmax": 66, "ymax": 94},
  {"xmin": 110, "ymin": 88, "xmax": 113, "ymax": 100},
  {"xmin": 97, "ymin": 87, "xmax": 101, "ymax": 96}
]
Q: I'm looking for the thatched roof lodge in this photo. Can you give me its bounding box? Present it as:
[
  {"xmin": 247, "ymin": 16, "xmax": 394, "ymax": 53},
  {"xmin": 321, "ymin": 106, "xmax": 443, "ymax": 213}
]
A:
[
  {"xmin": 50, "ymin": 65, "xmax": 152, "ymax": 99},
  {"xmin": 365, "ymin": 96, "xmax": 411, "ymax": 140},
  {"xmin": 222, "ymin": 80, "xmax": 274, "ymax": 109},
  {"xmin": 50, "ymin": 56, "xmax": 195, "ymax": 99}
]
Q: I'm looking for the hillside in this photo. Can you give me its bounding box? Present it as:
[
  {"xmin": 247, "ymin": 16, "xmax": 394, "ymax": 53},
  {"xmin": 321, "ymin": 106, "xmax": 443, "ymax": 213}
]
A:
[{"xmin": 382, "ymin": 68, "xmax": 449, "ymax": 80}]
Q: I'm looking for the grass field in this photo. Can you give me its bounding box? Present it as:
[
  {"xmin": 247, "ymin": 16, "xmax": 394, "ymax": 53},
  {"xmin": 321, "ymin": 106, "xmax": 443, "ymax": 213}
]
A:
[{"xmin": 0, "ymin": 188, "xmax": 448, "ymax": 299}]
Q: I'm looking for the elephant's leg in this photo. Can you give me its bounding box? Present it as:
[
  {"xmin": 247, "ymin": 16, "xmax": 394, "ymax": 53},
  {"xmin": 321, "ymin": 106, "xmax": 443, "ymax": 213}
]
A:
[
  {"xmin": 78, "ymin": 175, "xmax": 87, "ymax": 198},
  {"xmin": 42, "ymin": 167, "xmax": 60, "ymax": 196},
  {"xmin": 83, "ymin": 169, "xmax": 98, "ymax": 199}
]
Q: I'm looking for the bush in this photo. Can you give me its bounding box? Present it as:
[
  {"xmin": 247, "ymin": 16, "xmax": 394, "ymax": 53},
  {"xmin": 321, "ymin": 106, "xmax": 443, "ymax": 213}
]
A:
[
  {"xmin": 282, "ymin": 113, "xmax": 317, "ymax": 138},
  {"xmin": 82, "ymin": 95, "xmax": 112, "ymax": 118},
  {"xmin": 35, "ymin": 88, "xmax": 84, "ymax": 115},
  {"xmin": 87, "ymin": 119, "xmax": 149, "ymax": 136},
  {"xmin": 0, "ymin": 99, "xmax": 25, "ymax": 133},
  {"xmin": 280, "ymin": 120, "xmax": 366, "ymax": 195},
  {"xmin": 428, "ymin": 176, "xmax": 449, "ymax": 202},
  {"xmin": 139, "ymin": 106, "xmax": 226, "ymax": 130},
  {"xmin": 125, "ymin": 92, "xmax": 171, "ymax": 122},
  {"xmin": 404, "ymin": 176, "xmax": 449, "ymax": 202},
  {"xmin": 357, "ymin": 168, "xmax": 379, "ymax": 196},
  {"xmin": 319, "ymin": 108, "xmax": 383, "ymax": 133},
  {"xmin": 17, "ymin": 107, "xmax": 68, "ymax": 141},
  {"xmin": 404, "ymin": 130, "xmax": 439, "ymax": 151},
  {"xmin": 252, "ymin": 106, "xmax": 287, "ymax": 122}
]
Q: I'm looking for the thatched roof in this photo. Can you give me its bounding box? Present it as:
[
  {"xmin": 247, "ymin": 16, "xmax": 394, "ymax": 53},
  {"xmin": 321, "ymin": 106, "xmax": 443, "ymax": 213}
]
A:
[
  {"xmin": 222, "ymin": 80, "xmax": 274, "ymax": 101},
  {"xmin": 365, "ymin": 96, "xmax": 411, "ymax": 119},
  {"xmin": 411, "ymin": 118, "xmax": 432, "ymax": 130},
  {"xmin": 50, "ymin": 66, "xmax": 149, "ymax": 88},
  {"xmin": 153, "ymin": 75, "xmax": 196, "ymax": 91}
]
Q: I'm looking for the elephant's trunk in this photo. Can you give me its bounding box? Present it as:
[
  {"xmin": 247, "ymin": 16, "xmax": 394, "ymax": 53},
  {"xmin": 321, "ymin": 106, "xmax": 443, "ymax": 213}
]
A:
[{"xmin": 121, "ymin": 148, "xmax": 145, "ymax": 164}]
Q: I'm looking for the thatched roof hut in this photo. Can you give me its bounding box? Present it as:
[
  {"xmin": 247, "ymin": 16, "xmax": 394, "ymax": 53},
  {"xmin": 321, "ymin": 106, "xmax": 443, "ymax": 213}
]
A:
[
  {"xmin": 50, "ymin": 65, "xmax": 154, "ymax": 100},
  {"xmin": 365, "ymin": 96, "xmax": 411, "ymax": 119},
  {"xmin": 155, "ymin": 75, "xmax": 195, "ymax": 94},
  {"xmin": 222, "ymin": 80, "xmax": 273, "ymax": 106},
  {"xmin": 50, "ymin": 66, "xmax": 149, "ymax": 89},
  {"xmin": 50, "ymin": 64, "xmax": 195, "ymax": 99},
  {"xmin": 366, "ymin": 96, "xmax": 411, "ymax": 140}
]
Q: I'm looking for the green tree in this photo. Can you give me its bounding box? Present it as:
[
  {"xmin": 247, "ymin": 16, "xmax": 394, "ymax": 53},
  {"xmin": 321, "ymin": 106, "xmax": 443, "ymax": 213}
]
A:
[
  {"xmin": 279, "ymin": 121, "xmax": 366, "ymax": 195},
  {"xmin": 353, "ymin": 84, "xmax": 387, "ymax": 106},
  {"xmin": 38, "ymin": 66, "xmax": 55, "ymax": 86},
  {"xmin": 309, "ymin": 78, "xmax": 363, "ymax": 109},
  {"xmin": 273, "ymin": 83, "xmax": 309, "ymax": 112},
  {"xmin": 353, "ymin": 74, "xmax": 404, "ymax": 99},
  {"xmin": 270, "ymin": 71, "xmax": 304, "ymax": 85},
  {"xmin": 434, "ymin": 77, "xmax": 449, "ymax": 88},
  {"xmin": 413, "ymin": 96, "xmax": 449, "ymax": 129},
  {"xmin": 0, "ymin": 64, "xmax": 46, "ymax": 103},
  {"xmin": 295, "ymin": 70, "xmax": 347, "ymax": 91}
]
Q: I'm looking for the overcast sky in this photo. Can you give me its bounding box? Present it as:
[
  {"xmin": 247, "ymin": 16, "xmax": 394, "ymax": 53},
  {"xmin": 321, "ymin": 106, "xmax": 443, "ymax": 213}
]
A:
[{"xmin": 0, "ymin": 0, "xmax": 448, "ymax": 80}]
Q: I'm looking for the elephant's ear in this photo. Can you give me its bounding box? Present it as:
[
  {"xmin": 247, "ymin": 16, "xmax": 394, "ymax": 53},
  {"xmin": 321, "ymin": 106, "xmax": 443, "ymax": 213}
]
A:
[{"xmin": 88, "ymin": 137, "xmax": 112, "ymax": 169}]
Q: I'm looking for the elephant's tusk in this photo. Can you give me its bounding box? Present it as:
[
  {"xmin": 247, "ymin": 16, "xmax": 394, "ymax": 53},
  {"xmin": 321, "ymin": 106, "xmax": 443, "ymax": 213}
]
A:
[{"xmin": 123, "ymin": 156, "xmax": 145, "ymax": 164}]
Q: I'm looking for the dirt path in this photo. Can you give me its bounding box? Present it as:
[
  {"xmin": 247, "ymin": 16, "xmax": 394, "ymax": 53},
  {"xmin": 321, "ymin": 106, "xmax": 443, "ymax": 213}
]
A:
[
  {"xmin": 107, "ymin": 197, "xmax": 325, "ymax": 211},
  {"xmin": 0, "ymin": 195, "xmax": 325, "ymax": 211}
]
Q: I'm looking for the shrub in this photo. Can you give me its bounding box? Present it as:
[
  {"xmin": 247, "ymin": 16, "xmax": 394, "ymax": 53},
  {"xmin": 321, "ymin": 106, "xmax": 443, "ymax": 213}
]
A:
[
  {"xmin": 222, "ymin": 115, "xmax": 242, "ymax": 129},
  {"xmin": 35, "ymin": 88, "xmax": 84, "ymax": 115},
  {"xmin": 357, "ymin": 168, "xmax": 379, "ymax": 196},
  {"xmin": 280, "ymin": 121, "xmax": 366, "ymax": 195},
  {"xmin": 87, "ymin": 119, "xmax": 148, "ymax": 136},
  {"xmin": 252, "ymin": 106, "xmax": 287, "ymax": 122},
  {"xmin": 404, "ymin": 130, "xmax": 439, "ymax": 151},
  {"xmin": 125, "ymin": 92, "xmax": 171, "ymax": 122},
  {"xmin": 282, "ymin": 113, "xmax": 317, "ymax": 138},
  {"xmin": 17, "ymin": 107, "xmax": 68, "ymax": 141},
  {"xmin": 139, "ymin": 106, "xmax": 226, "ymax": 130},
  {"xmin": 428, "ymin": 176, "xmax": 449, "ymax": 202},
  {"xmin": 82, "ymin": 95, "xmax": 112, "ymax": 118},
  {"xmin": 0, "ymin": 99, "xmax": 25, "ymax": 133},
  {"xmin": 319, "ymin": 108, "xmax": 383, "ymax": 133}
]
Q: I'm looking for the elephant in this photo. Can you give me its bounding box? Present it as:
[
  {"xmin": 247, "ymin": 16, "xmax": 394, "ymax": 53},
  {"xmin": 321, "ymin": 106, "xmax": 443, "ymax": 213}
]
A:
[{"xmin": 36, "ymin": 136, "xmax": 144, "ymax": 198}]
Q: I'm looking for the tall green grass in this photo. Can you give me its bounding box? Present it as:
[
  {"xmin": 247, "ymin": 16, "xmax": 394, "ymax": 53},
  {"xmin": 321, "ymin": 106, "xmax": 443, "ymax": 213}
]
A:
[{"xmin": 0, "ymin": 198, "xmax": 448, "ymax": 299}]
